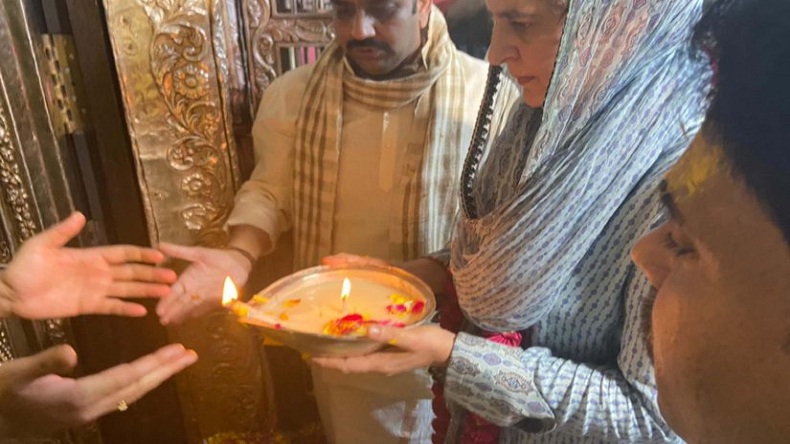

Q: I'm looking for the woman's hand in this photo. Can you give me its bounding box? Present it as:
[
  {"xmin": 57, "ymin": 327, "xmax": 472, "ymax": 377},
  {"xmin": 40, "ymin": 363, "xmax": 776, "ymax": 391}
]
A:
[
  {"xmin": 0, "ymin": 212, "xmax": 177, "ymax": 319},
  {"xmin": 312, "ymin": 324, "xmax": 456, "ymax": 375},
  {"xmin": 0, "ymin": 343, "xmax": 197, "ymax": 439}
]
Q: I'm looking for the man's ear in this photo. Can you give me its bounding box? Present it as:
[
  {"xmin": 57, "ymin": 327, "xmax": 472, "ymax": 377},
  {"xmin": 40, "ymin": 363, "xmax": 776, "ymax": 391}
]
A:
[{"xmin": 418, "ymin": 0, "xmax": 432, "ymax": 28}]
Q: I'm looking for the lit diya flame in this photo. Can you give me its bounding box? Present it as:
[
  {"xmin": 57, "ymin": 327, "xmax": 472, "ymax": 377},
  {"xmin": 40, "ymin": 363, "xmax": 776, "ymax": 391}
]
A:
[
  {"xmin": 323, "ymin": 285, "xmax": 424, "ymax": 337},
  {"xmin": 222, "ymin": 276, "xmax": 250, "ymax": 317},
  {"xmin": 222, "ymin": 276, "xmax": 238, "ymax": 306},
  {"xmin": 340, "ymin": 277, "xmax": 351, "ymax": 313}
]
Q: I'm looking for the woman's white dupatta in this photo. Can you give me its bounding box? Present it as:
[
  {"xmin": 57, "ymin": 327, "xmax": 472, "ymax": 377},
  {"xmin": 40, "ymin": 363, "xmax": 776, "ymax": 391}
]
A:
[{"xmin": 452, "ymin": 0, "xmax": 710, "ymax": 332}]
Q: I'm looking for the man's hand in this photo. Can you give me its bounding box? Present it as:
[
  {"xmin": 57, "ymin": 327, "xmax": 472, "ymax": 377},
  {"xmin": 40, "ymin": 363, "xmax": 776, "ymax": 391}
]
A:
[
  {"xmin": 0, "ymin": 343, "xmax": 197, "ymax": 439},
  {"xmin": 311, "ymin": 325, "xmax": 456, "ymax": 375},
  {"xmin": 1, "ymin": 212, "xmax": 177, "ymax": 319},
  {"xmin": 156, "ymin": 243, "xmax": 253, "ymax": 325}
]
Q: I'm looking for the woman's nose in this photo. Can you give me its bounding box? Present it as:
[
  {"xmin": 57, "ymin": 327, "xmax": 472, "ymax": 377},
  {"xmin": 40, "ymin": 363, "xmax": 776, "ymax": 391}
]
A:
[
  {"xmin": 632, "ymin": 225, "xmax": 672, "ymax": 289},
  {"xmin": 487, "ymin": 23, "xmax": 517, "ymax": 66}
]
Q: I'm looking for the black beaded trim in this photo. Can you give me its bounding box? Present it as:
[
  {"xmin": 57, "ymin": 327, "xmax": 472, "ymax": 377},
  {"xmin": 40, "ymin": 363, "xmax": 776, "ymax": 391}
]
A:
[{"xmin": 461, "ymin": 65, "xmax": 504, "ymax": 220}]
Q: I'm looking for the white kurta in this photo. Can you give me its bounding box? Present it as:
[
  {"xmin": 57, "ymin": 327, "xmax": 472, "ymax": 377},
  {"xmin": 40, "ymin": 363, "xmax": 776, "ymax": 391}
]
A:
[{"xmin": 227, "ymin": 54, "xmax": 491, "ymax": 443}]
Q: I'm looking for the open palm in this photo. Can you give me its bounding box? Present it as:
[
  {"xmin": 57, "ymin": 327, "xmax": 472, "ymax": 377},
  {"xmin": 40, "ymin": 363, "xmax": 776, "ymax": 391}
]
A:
[
  {"xmin": 0, "ymin": 343, "xmax": 196, "ymax": 438},
  {"xmin": 155, "ymin": 243, "xmax": 252, "ymax": 325},
  {"xmin": 2, "ymin": 213, "xmax": 176, "ymax": 319}
]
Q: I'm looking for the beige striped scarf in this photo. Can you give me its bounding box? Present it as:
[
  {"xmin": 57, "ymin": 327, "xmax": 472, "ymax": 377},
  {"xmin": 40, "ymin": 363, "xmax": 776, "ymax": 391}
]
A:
[{"xmin": 292, "ymin": 9, "xmax": 467, "ymax": 269}]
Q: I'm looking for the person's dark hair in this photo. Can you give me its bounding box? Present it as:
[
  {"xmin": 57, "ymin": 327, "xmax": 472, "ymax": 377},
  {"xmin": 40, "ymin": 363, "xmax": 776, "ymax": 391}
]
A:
[{"xmin": 693, "ymin": 0, "xmax": 790, "ymax": 246}]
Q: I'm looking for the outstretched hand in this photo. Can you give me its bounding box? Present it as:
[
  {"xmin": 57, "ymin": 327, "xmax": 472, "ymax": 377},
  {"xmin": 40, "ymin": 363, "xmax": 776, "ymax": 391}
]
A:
[
  {"xmin": 1, "ymin": 212, "xmax": 177, "ymax": 319},
  {"xmin": 156, "ymin": 243, "xmax": 252, "ymax": 325},
  {"xmin": 0, "ymin": 343, "xmax": 197, "ymax": 438},
  {"xmin": 312, "ymin": 324, "xmax": 456, "ymax": 376}
]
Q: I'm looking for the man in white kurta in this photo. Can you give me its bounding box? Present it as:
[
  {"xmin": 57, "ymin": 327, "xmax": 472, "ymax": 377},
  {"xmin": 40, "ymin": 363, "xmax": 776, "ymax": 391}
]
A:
[
  {"xmin": 229, "ymin": 57, "xmax": 485, "ymax": 443},
  {"xmin": 157, "ymin": 1, "xmax": 515, "ymax": 441}
]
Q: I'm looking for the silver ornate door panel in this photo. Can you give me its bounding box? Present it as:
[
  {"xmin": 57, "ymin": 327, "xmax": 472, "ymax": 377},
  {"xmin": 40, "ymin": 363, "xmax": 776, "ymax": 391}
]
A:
[{"xmin": 101, "ymin": 0, "xmax": 272, "ymax": 441}]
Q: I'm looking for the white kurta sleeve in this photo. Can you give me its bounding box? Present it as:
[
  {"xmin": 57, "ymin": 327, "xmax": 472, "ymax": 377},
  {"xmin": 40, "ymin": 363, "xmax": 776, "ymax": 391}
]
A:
[{"xmin": 226, "ymin": 66, "xmax": 313, "ymax": 248}]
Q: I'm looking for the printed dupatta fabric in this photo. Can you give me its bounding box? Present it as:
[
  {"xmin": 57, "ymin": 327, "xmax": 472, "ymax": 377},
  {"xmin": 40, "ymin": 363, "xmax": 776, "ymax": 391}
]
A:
[{"xmin": 452, "ymin": 0, "xmax": 710, "ymax": 332}]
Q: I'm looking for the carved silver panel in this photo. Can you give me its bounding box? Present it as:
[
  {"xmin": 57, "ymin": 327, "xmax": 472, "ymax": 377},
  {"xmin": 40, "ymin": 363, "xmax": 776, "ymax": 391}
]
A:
[
  {"xmin": 240, "ymin": 0, "xmax": 333, "ymax": 106},
  {"xmin": 0, "ymin": 82, "xmax": 42, "ymax": 246},
  {"xmin": 103, "ymin": 1, "xmax": 275, "ymax": 441},
  {"xmin": 0, "ymin": 2, "xmax": 78, "ymax": 236},
  {"xmin": 104, "ymin": 0, "xmax": 239, "ymax": 247}
]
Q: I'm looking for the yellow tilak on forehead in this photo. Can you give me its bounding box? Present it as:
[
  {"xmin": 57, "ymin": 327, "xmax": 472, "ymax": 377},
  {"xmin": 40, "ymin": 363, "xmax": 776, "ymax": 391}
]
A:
[{"xmin": 665, "ymin": 134, "xmax": 727, "ymax": 202}]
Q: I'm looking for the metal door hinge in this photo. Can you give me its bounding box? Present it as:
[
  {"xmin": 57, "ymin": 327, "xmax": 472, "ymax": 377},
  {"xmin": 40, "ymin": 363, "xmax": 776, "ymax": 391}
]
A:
[{"xmin": 40, "ymin": 34, "xmax": 88, "ymax": 135}]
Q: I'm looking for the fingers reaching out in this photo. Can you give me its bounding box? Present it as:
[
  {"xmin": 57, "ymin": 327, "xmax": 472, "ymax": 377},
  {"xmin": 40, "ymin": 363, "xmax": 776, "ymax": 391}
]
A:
[
  {"xmin": 2, "ymin": 211, "xmax": 185, "ymax": 320},
  {"xmin": 1, "ymin": 345, "xmax": 78, "ymax": 386},
  {"xmin": 99, "ymin": 244, "xmax": 168, "ymax": 266},
  {"xmin": 78, "ymin": 343, "xmax": 197, "ymax": 421},
  {"xmin": 158, "ymin": 242, "xmax": 204, "ymax": 263},
  {"xmin": 155, "ymin": 246, "xmax": 252, "ymax": 325},
  {"xmin": 0, "ymin": 213, "xmax": 202, "ymax": 439},
  {"xmin": 32, "ymin": 212, "xmax": 86, "ymax": 250},
  {"xmin": 1, "ymin": 343, "xmax": 198, "ymax": 438}
]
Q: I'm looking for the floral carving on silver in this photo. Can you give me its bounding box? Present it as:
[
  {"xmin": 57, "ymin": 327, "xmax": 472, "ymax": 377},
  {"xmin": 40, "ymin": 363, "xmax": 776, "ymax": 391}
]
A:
[
  {"xmin": 173, "ymin": 62, "xmax": 210, "ymax": 99},
  {"xmin": 242, "ymin": 0, "xmax": 333, "ymax": 104},
  {"xmin": 137, "ymin": 0, "xmax": 231, "ymax": 246},
  {"xmin": 0, "ymin": 102, "xmax": 38, "ymax": 243},
  {"xmin": 0, "ymin": 238, "xmax": 11, "ymax": 264}
]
